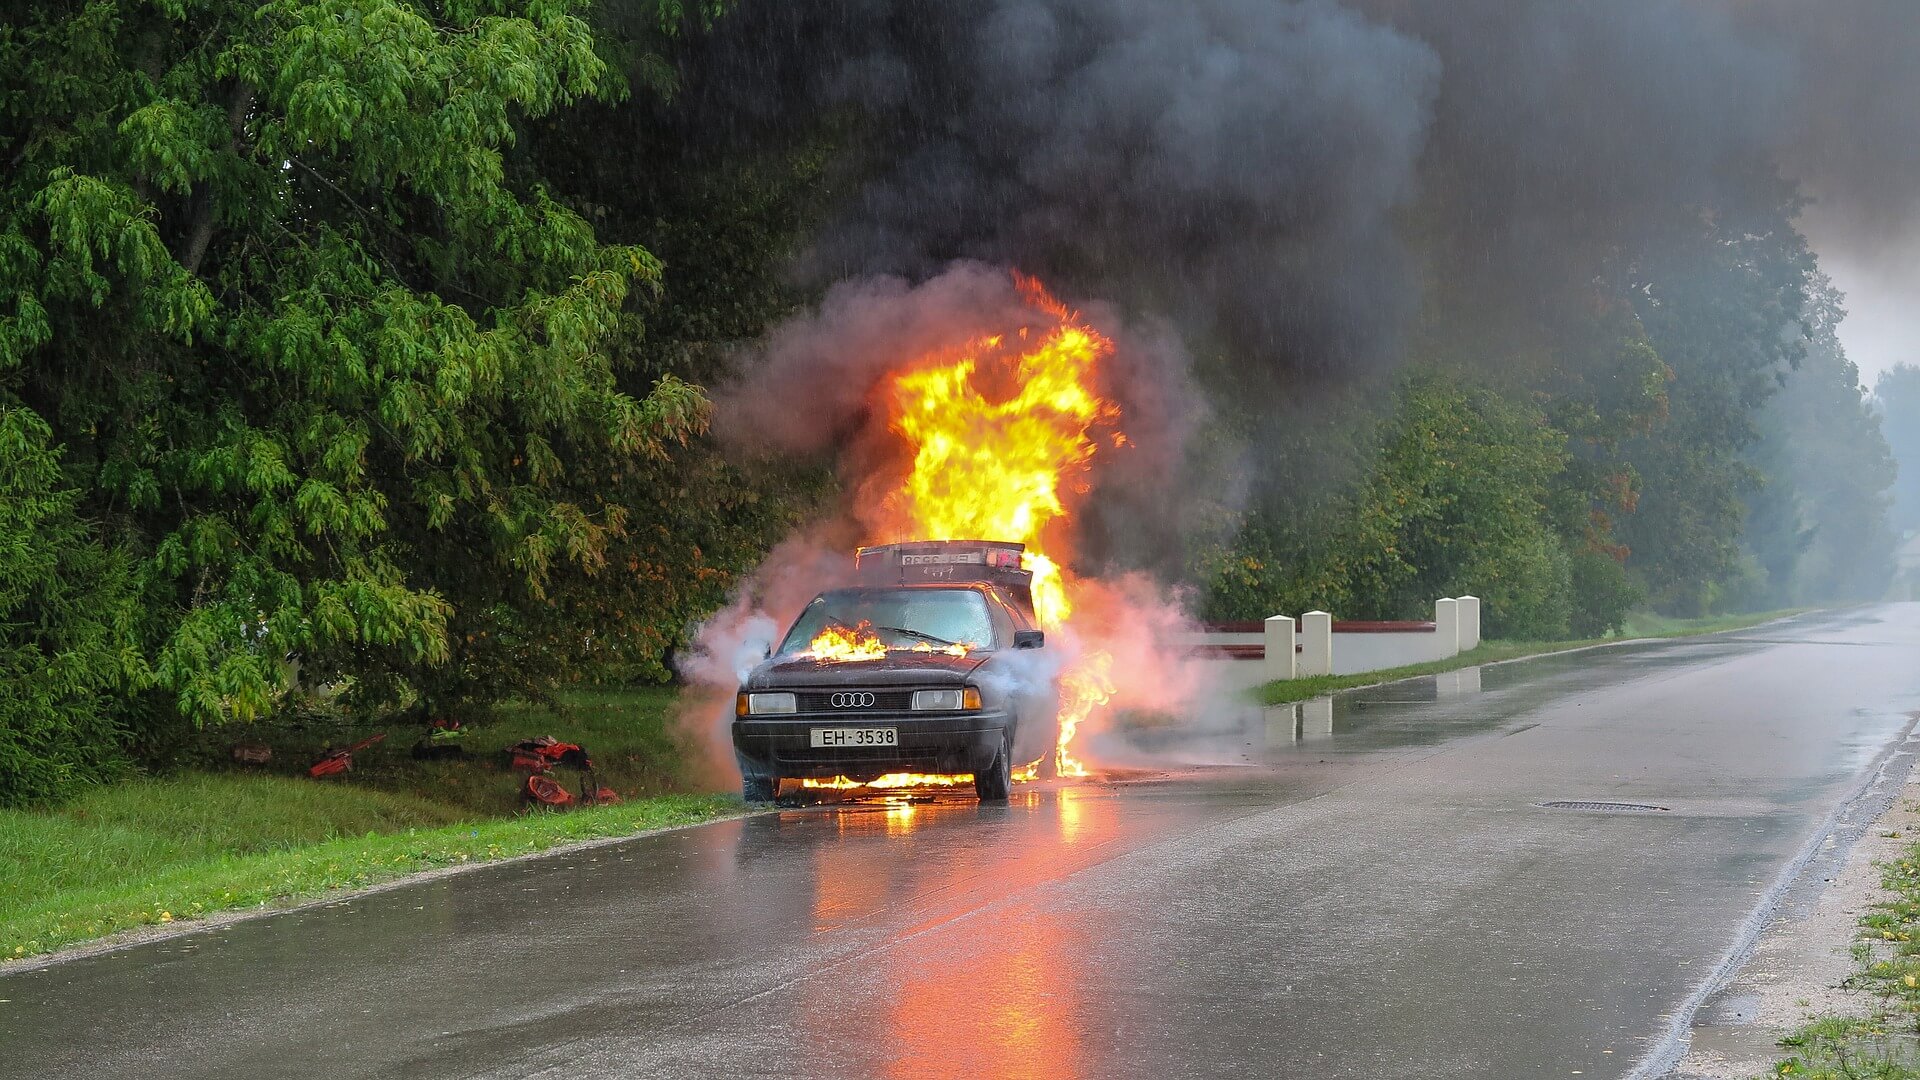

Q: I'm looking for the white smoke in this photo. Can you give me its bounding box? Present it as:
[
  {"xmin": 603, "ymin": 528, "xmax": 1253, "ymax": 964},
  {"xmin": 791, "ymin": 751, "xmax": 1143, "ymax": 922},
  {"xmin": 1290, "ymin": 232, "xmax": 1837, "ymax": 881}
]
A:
[{"xmin": 672, "ymin": 528, "xmax": 857, "ymax": 784}]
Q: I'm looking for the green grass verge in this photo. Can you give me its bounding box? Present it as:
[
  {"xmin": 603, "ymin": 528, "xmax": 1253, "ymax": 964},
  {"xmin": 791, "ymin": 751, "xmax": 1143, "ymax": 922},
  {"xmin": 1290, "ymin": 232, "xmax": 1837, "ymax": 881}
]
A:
[
  {"xmin": 0, "ymin": 787, "xmax": 738, "ymax": 961},
  {"xmin": 1772, "ymin": 829, "xmax": 1920, "ymax": 1077},
  {"xmin": 1257, "ymin": 608, "xmax": 1803, "ymax": 706},
  {"xmin": 1, "ymin": 687, "xmax": 742, "ymax": 961},
  {"xmin": 186, "ymin": 686, "xmax": 699, "ymax": 818}
]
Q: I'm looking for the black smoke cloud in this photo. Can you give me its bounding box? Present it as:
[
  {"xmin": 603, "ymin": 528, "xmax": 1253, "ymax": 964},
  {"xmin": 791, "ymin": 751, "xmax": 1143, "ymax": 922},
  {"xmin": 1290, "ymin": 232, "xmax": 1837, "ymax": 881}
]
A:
[
  {"xmin": 1730, "ymin": 0, "xmax": 1920, "ymax": 248},
  {"xmin": 684, "ymin": 0, "xmax": 1440, "ymax": 385},
  {"xmin": 681, "ymin": 1, "xmax": 1920, "ymax": 380},
  {"xmin": 1355, "ymin": 1, "xmax": 1795, "ymax": 313}
]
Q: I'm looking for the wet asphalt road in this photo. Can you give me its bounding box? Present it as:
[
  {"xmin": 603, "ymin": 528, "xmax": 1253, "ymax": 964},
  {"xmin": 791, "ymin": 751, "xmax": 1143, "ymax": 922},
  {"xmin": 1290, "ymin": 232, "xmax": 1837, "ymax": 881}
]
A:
[{"xmin": 9, "ymin": 607, "xmax": 1920, "ymax": 1080}]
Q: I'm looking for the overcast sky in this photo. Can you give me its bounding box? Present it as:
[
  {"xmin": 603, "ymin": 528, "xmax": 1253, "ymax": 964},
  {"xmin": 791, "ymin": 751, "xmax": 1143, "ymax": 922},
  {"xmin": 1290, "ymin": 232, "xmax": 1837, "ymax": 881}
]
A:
[{"xmin": 1807, "ymin": 209, "xmax": 1919, "ymax": 387}]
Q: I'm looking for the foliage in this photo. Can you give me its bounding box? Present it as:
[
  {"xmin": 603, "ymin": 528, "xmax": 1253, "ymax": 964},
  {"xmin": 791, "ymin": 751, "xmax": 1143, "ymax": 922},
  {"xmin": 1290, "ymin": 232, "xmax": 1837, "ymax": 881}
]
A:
[
  {"xmin": 0, "ymin": 0, "xmax": 730, "ymax": 793},
  {"xmin": 1198, "ymin": 373, "xmax": 1576, "ymax": 638},
  {"xmin": 0, "ymin": 408, "xmax": 144, "ymax": 804},
  {"xmin": 1568, "ymin": 550, "xmax": 1641, "ymax": 637},
  {"xmin": 1617, "ymin": 186, "xmax": 1817, "ymax": 614}
]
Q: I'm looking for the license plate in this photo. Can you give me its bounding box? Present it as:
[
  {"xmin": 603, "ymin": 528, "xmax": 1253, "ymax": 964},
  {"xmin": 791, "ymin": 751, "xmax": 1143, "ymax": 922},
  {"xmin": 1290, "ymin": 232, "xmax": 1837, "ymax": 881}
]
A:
[{"xmin": 810, "ymin": 727, "xmax": 898, "ymax": 748}]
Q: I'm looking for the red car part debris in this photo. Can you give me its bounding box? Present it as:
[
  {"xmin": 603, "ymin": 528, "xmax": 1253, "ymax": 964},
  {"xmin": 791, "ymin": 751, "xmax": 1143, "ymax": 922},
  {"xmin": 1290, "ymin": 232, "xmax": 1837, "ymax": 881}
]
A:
[
  {"xmin": 523, "ymin": 774, "xmax": 574, "ymax": 807},
  {"xmin": 308, "ymin": 733, "xmax": 387, "ymax": 778},
  {"xmin": 504, "ymin": 736, "xmax": 591, "ymax": 772}
]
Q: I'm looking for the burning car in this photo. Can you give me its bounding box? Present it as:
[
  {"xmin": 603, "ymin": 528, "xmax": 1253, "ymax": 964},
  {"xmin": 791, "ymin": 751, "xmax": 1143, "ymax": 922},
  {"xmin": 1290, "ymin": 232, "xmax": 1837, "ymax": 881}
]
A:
[{"xmin": 733, "ymin": 540, "xmax": 1058, "ymax": 802}]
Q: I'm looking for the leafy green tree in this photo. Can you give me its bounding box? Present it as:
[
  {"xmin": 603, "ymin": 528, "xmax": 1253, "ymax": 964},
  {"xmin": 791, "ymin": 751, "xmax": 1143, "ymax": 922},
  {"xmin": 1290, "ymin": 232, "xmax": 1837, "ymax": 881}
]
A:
[
  {"xmin": 0, "ymin": 0, "xmax": 705, "ymax": 749},
  {"xmin": 1567, "ymin": 551, "xmax": 1640, "ymax": 638},
  {"xmin": 1615, "ymin": 187, "xmax": 1816, "ymax": 614}
]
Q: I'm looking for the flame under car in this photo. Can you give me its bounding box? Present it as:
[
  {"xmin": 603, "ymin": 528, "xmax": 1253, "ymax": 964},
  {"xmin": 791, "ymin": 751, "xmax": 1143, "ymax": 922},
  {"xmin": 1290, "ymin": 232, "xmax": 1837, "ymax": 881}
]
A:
[{"xmin": 732, "ymin": 542, "xmax": 1058, "ymax": 802}]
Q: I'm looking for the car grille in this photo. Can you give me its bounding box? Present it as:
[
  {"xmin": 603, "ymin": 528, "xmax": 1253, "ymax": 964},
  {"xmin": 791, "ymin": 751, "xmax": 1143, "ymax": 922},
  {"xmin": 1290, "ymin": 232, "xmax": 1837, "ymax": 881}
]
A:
[{"xmin": 795, "ymin": 689, "xmax": 915, "ymax": 712}]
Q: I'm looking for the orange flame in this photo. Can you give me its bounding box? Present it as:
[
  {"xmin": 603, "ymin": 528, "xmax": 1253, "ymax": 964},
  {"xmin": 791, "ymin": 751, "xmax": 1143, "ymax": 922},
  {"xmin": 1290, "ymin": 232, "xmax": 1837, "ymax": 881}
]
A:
[
  {"xmin": 874, "ymin": 275, "xmax": 1121, "ymax": 777},
  {"xmin": 910, "ymin": 641, "xmax": 973, "ymax": 658},
  {"xmin": 800, "ymin": 773, "xmax": 975, "ymax": 790},
  {"xmin": 802, "ymin": 622, "xmax": 888, "ymax": 663},
  {"xmin": 1054, "ymin": 656, "xmax": 1113, "ymax": 778}
]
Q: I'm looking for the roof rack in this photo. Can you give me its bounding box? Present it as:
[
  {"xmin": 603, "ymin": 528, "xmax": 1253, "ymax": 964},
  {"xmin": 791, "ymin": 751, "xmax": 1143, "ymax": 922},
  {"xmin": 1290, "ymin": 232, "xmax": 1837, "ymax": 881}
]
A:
[{"xmin": 854, "ymin": 540, "xmax": 1034, "ymax": 608}]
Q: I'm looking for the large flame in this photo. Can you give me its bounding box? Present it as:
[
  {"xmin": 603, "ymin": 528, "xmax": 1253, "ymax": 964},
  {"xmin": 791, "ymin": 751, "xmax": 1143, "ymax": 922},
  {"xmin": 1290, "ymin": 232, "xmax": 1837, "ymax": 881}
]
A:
[
  {"xmin": 802, "ymin": 773, "xmax": 974, "ymax": 790},
  {"xmin": 884, "ymin": 284, "xmax": 1116, "ymax": 627}
]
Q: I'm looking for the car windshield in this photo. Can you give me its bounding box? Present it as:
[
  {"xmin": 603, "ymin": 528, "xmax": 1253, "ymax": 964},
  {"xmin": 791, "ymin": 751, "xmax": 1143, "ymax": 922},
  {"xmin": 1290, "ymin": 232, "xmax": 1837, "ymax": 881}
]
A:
[{"xmin": 777, "ymin": 589, "xmax": 997, "ymax": 655}]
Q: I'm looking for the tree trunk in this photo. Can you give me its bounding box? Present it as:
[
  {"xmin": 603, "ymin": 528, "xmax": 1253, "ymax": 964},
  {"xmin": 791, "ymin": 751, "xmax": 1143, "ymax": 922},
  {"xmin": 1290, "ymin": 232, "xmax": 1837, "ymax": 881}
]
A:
[{"xmin": 179, "ymin": 82, "xmax": 254, "ymax": 276}]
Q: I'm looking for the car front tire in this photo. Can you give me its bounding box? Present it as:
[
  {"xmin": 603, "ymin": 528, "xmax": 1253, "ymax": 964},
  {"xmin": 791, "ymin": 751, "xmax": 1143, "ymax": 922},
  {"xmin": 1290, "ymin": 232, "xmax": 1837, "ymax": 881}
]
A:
[
  {"xmin": 742, "ymin": 773, "xmax": 778, "ymax": 802},
  {"xmin": 975, "ymin": 736, "xmax": 1012, "ymax": 803},
  {"xmin": 738, "ymin": 752, "xmax": 780, "ymax": 803}
]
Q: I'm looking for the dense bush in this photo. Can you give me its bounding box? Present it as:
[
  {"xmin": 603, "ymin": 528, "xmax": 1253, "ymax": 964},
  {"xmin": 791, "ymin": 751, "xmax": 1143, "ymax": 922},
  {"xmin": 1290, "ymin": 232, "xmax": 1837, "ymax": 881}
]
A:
[
  {"xmin": 1472, "ymin": 532, "xmax": 1573, "ymax": 641},
  {"xmin": 0, "ymin": 410, "xmax": 142, "ymax": 805},
  {"xmin": 1568, "ymin": 551, "xmax": 1641, "ymax": 638}
]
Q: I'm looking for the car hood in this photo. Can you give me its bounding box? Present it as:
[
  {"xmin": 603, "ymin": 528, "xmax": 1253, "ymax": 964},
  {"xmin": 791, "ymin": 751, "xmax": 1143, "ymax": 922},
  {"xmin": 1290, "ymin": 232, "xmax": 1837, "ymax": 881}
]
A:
[{"xmin": 746, "ymin": 649, "xmax": 989, "ymax": 689}]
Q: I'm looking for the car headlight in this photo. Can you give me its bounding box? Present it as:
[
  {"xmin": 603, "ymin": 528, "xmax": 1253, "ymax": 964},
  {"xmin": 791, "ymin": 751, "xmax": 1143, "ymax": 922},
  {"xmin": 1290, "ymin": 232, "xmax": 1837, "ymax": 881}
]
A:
[
  {"xmin": 912, "ymin": 687, "xmax": 982, "ymax": 711},
  {"xmin": 737, "ymin": 692, "xmax": 797, "ymax": 716}
]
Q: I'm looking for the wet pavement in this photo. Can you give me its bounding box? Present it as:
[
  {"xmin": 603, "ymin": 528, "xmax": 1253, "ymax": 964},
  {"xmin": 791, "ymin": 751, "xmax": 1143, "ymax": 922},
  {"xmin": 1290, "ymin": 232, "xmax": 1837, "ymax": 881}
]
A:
[{"xmin": 9, "ymin": 606, "xmax": 1920, "ymax": 1079}]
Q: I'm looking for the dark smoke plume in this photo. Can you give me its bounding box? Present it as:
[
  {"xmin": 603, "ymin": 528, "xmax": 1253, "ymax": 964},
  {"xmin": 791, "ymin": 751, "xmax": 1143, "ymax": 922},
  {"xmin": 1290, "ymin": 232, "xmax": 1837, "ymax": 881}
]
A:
[
  {"xmin": 1729, "ymin": 0, "xmax": 1920, "ymax": 248},
  {"xmin": 680, "ymin": 1, "xmax": 1920, "ymax": 384},
  {"xmin": 684, "ymin": 0, "xmax": 1440, "ymax": 386}
]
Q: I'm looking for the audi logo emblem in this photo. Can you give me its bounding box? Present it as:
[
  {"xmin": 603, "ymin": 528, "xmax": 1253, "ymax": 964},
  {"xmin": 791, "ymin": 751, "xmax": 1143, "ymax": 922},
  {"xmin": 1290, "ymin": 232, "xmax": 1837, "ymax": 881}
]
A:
[{"xmin": 830, "ymin": 692, "xmax": 876, "ymax": 709}]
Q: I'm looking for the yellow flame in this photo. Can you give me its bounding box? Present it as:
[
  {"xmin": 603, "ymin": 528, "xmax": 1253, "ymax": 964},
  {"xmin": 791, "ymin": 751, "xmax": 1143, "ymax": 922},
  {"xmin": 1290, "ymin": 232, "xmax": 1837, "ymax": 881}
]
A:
[
  {"xmin": 803, "ymin": 622, "xmax": 888, "ymax": 663},
  {"xmin": 909, "ymin": 641, "xmax": 973, "ymax": 657}
]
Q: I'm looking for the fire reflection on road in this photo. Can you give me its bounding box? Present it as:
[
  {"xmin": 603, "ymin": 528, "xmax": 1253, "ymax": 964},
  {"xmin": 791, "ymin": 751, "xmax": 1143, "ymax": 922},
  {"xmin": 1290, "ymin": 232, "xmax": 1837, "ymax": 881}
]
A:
[
  {"xmin": 885, "ymin": 906, "xmax": 1087, "ymax": 1080},
  {"xmin": 783, "ymin": 788, "xmax": 1108, "ymax": 1078}
]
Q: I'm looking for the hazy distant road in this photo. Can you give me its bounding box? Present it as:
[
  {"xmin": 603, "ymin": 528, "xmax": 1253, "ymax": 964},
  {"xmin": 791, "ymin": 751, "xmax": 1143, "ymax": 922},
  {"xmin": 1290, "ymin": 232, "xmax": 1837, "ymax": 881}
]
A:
[{"xmin": 9, "ymin": 606, "xmax": 1920, "ymax": 1079}]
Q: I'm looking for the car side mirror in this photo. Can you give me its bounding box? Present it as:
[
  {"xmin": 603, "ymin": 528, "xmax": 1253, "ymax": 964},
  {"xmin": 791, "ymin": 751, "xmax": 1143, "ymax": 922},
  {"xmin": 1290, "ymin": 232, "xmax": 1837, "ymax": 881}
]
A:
[{"xmin": 1013, "ymin": 630, "xmax": 1045, "ymax": 650}]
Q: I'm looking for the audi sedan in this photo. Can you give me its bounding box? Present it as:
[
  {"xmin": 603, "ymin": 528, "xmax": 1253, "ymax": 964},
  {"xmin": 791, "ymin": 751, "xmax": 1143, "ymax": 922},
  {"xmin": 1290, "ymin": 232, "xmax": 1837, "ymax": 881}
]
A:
[{"xmin": 731, "ymin": 579, "xmax": 1056, "ymax": 802}]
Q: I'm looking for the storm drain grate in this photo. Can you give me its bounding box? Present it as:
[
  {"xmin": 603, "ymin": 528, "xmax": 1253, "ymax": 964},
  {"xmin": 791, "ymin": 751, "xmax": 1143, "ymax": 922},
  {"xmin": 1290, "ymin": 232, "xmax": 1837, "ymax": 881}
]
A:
[{"xmin": 1538, "ymin": 800, "xmax": 1671, "ymax": 814}]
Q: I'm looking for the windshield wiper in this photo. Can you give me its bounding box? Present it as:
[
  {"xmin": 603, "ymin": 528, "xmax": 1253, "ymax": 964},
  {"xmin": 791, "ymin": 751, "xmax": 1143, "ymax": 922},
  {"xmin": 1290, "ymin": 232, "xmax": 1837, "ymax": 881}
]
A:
[{"xmin": 874, "ymin": 625, "xmax": 960, "ymax": 648}]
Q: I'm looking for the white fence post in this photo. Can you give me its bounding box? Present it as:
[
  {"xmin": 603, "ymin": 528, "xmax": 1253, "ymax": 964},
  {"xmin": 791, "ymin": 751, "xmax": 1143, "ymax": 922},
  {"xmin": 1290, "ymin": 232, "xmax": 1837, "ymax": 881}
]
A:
[
  {"xmin": 1299, "ymin": 611, "xmax": 1333, "ymax": 676},
  {"xmin": 1264, "ymin": 615, "xmax": 1296, "ymax": 681},
  {"xmin": 1457, "ymin": 595, "xmax": 1481, "ymax": 650},
  {"xmin": 1434, "ymin": 598, "xmax": 1460, "ymax": 660}
]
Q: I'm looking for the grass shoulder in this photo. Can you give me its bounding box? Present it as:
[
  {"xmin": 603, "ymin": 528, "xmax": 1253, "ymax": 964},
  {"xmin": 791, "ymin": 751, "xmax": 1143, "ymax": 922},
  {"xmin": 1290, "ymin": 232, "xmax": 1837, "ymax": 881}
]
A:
[
  {"xmin": 1, "ymin": 687, "xmax": 741, "ymax": 962},
  {"xmin": 1257, "ymin": 608, "xmax": 1803, "ymax": 706},
  {"xmin": 1773, "ymin": 827, "xmax": 1920, "ymax": 1076}
]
